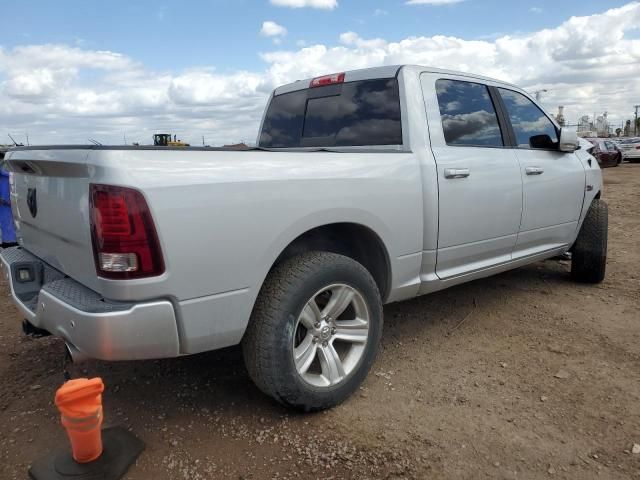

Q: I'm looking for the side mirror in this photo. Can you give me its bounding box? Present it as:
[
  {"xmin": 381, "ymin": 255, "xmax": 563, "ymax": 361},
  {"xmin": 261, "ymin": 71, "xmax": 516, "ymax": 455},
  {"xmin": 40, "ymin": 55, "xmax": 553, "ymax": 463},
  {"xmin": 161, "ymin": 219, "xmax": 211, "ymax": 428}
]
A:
[
  {"xmin": 559, "ymin": 128, "xmax": 579, "ymax": 152},
  {"xmin": 529, "ymin": 134, "xmax": 555, "ymax": 149}
]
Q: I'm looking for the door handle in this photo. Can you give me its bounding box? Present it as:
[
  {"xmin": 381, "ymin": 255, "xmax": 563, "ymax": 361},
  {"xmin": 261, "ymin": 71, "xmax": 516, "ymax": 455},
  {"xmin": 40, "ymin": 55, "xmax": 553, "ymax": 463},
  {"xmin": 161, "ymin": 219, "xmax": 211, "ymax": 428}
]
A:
[
  {"xmin": 525, "ymin": 166, "xmax": 544, "ymax": 175},
  {"xmin": 444, "ymin": 168, "xmax": 470, "ymax": 179}
]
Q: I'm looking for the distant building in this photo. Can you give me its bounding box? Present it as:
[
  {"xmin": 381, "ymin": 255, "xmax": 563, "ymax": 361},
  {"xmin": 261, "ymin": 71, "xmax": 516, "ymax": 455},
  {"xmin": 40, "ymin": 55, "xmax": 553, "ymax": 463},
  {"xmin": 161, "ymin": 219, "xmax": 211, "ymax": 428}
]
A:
[
  {"xmin": 577, "ymin": 115, "xmax": 592, "ymax": 133},
  {"xmin": 577, "ymin": 115, "xmax": 596, "ymax": 137},
  {"xmin": 595, "ymin": 112, "xmax": 610, "ymax": 137},
  {"xmin": 554, "ymin": 106, "xmax": 566, "ymax": 127},
  {"xmin": 576, "ymin": 112, "xmax": 612, "ymax": 137},
  {"xmin": 223, "ymin": 143, "xmax": 250, "ymax": 150}
]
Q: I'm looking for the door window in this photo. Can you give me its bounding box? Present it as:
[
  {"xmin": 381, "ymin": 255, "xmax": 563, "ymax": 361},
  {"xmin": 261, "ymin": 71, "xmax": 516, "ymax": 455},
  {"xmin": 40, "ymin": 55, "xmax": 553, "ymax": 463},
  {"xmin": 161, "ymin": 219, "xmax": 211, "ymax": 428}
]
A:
[
  {"xmin": 435, "ymin": 79, "xmax": 504, "ymax": 147},
  {"xmin": 498, "ymin": 88, "xmax": 558, "ymax": 149}
]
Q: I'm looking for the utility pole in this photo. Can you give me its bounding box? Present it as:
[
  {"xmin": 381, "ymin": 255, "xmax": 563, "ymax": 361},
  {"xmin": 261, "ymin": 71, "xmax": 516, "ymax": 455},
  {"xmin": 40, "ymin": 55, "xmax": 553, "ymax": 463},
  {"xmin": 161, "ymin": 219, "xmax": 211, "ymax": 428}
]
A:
[
  {"xmin": 535, "ymin": 89, "xmax": 548, "ymax": 101},
  {"xmin": 634, "ymin": 105, "xmax": 639, "ymax": 137}
]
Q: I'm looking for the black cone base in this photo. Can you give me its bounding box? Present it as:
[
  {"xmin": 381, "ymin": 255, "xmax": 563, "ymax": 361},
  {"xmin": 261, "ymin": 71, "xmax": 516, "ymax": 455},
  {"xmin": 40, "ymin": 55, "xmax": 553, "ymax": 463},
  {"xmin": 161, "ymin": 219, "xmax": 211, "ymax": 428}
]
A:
[{"xmin": 29, "ymin": 426, "xmax": 144, "ymax": 480}]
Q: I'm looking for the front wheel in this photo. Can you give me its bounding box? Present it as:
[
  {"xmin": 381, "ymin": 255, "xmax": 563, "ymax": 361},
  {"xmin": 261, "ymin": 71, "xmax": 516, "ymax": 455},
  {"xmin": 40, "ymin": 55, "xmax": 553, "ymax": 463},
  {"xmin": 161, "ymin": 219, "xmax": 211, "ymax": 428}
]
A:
[
  {"xmin": 571, "ymin": 199, "xmax": 608, "ymax": 283},
  {"xmin": 242, "ymin": 251, "xmax": 383, "ymax": 411}
]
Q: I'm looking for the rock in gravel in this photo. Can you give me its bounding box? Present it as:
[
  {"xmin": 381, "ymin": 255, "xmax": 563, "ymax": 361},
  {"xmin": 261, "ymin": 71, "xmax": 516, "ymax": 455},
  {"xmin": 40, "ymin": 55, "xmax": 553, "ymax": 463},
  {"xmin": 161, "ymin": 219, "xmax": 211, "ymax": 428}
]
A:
[
  {"xmin": 540, "ymin": 396, "xmax": 548, "ymax": 402},
  {"xmin": 553, "ymin": 370, "xmax": 570, "ymax": 379},
  {"xmin": 631, "ymin": 443, "xmax": 640, "ymax": 454},
  {"xmin": 547, "ymin": 344, "xmax": 566, "ymax": 355}
]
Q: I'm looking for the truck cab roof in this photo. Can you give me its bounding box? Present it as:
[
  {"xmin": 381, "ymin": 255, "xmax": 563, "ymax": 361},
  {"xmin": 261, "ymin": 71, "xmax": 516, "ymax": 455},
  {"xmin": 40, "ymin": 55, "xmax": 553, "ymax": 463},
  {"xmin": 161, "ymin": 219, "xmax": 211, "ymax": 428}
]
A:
[{"xmin": 273, "ymin": 64, "xmax": 518, "ymax": 96}]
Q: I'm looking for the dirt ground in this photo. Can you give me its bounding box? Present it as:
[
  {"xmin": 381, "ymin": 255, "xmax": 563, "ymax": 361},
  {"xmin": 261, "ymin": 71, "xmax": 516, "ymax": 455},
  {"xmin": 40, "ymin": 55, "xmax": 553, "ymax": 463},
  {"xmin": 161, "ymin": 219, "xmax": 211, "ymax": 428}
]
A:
[{"xmin": 0, "ymin": 163, "xmax": 639, "ymax": 480}]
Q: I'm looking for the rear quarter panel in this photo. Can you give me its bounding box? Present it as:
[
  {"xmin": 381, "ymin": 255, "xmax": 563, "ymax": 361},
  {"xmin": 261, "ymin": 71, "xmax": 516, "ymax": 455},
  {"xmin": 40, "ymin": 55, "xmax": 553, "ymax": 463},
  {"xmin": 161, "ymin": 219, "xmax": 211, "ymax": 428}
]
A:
[{"xmin": 87, "ymin": 149, "xmax": 424, "ymax": 352}]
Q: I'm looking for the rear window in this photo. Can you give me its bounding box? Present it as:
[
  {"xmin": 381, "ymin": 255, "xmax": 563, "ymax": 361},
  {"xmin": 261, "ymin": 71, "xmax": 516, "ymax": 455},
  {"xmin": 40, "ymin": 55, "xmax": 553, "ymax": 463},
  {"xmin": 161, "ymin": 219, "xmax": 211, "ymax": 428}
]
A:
[{"xmin": 259, "ymin": 78, "xmax": 402, "ymax": 148}]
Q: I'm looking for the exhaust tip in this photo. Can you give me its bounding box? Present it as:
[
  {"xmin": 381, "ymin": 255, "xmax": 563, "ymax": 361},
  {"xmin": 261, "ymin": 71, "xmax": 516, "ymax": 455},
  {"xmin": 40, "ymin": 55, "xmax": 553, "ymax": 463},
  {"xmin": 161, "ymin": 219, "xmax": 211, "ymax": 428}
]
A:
[{"xmin": 65, "ymin": 343, "xmax": 89, "ymax": 364}]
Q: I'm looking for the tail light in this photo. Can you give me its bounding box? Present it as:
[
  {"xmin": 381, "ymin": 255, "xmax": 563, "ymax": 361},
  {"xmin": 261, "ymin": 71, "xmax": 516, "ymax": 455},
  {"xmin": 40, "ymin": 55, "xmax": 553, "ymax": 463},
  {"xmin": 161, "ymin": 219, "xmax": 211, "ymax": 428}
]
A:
[
  {"xmin": 89, "ymin": 184, "xmax": 164, "ymax": 279},
  {"xmin": 310, "ymin": 72, "xmax": 345, "ymax": 88}
]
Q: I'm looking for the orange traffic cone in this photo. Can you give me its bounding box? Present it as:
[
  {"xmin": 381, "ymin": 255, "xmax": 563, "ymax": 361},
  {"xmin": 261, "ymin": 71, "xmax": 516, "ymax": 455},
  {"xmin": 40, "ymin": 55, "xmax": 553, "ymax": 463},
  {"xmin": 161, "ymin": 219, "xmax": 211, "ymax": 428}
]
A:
[
  {"xmin": 54, "ymin": 377, "xmax": 105, "ymax": 463},
  {"xmin": 30, "ymin": 375, "xmax": 144, "ymax": 479}
]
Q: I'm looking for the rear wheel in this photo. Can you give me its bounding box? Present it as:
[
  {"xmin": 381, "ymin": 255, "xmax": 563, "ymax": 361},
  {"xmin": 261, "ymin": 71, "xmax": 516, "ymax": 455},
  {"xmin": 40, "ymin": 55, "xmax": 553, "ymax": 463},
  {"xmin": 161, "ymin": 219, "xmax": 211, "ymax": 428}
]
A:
[
  {"xmin": 571, "ymin": 199, "xmax": 608, "ymax": 283},
  {"xmin": 242, "ymin": 251, "xmax": 383, "ymax": 411}
]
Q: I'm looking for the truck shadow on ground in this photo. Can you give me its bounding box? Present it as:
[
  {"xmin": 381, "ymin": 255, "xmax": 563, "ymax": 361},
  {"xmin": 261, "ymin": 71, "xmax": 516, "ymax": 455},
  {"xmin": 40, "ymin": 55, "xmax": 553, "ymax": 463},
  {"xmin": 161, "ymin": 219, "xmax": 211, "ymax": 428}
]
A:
[{"xmin": 6, "ymin": 258, "xmax": 577, "ymax": 421}]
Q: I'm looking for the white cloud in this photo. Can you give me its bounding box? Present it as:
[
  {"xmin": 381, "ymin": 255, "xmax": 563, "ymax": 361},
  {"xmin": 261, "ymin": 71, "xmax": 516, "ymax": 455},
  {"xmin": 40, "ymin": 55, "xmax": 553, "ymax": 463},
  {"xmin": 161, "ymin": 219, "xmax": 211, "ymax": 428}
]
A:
[
  {"xmin": 406, "ymin": 0, "xmax": 466, "ymax": 5},
  {"xmin": 168, "ymin": 70, "xmax": 265, "ymax": 105},
  {"xmin": 1, "ymin": 3, "xmax": 639, "ymax": 145},
  {"xmin": 530, "ymin": 7, "xmax": 543, "ymax": 14},
  {"xmin": 260, "ymin": 21, "xmax": 287, "ymax": 38},
  {"xmin": 0, "ymin": 44, "xmax": 134, "ymax": 103},
  {"xmin": 270, "ymin": 0, "xmax": 337, "ymax": 9}
]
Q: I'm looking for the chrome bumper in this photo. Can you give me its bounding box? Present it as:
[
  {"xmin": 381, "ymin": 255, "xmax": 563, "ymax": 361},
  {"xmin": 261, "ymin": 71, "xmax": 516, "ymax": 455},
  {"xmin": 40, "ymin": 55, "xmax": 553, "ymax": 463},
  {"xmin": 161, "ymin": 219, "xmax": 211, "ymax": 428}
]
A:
[{"xmin": 0, "ymin": 247, "xmax": 180, "ymax": 361}]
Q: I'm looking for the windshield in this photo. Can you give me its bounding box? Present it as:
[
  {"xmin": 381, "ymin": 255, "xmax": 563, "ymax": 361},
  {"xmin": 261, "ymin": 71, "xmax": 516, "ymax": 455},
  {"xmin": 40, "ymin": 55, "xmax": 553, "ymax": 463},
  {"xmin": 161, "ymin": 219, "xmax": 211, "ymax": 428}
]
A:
[{"xmin": 259, "ymin": 78, "xmax": 402, "ymax": 148}]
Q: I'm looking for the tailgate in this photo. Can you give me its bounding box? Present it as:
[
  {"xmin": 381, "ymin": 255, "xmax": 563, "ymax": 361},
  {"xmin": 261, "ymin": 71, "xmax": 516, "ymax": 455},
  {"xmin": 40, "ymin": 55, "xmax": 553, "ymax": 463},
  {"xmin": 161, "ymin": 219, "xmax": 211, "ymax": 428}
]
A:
[{"xmin": 5, "ymin": 148, "xmax": 99, "ymax": 292}]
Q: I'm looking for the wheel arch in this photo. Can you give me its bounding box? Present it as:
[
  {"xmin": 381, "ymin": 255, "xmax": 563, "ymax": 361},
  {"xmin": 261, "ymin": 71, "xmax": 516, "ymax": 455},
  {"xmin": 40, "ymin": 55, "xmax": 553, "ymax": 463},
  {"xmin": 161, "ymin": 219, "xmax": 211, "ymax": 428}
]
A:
[{"xmin": 264, "ymin": 221, "xmax": 392, "ymax": 302}]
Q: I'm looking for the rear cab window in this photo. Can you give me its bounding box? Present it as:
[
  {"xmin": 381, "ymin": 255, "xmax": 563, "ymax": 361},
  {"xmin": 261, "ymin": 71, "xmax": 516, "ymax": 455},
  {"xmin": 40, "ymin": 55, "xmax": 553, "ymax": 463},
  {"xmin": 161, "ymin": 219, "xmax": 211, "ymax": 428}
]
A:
[
  {"xmin": 259, "ymin": 78, "xmax": 402, "ymax": 148},
  {"xmin": 435, "ymin": 79, "xmax": 504, "ymax": 147}
]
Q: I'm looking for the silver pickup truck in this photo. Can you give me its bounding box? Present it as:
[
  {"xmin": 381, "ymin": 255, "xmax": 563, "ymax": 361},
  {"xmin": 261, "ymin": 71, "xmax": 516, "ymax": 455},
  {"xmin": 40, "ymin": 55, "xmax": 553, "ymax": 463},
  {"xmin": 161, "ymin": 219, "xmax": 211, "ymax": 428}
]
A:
[{"xmin": 1, "ymin": 65, "xmax": 607, "ymax": 411}]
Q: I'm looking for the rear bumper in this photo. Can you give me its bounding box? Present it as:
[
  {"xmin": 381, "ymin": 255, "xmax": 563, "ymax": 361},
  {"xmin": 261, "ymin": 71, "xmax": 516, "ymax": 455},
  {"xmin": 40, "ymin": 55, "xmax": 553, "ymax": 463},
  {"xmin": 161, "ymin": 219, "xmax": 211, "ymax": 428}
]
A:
[
  {"xmin": 0, "ymin": 247, "xmax": 180, "ymax": 361},
  {"xmin": 621, "ymin": 150, "xmax": 640, "ymax": 159}
]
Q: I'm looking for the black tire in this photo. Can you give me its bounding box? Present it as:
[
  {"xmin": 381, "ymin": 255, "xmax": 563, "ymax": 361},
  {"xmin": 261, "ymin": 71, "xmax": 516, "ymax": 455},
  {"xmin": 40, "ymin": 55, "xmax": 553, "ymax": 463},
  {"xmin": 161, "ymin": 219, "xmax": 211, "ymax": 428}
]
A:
[
  {"xmin": 242, "ymin": 251, "xmax": 383, "ymax": 411},
  {"xmin": 571, "ymin": 199, "xmax": 608, "ymax": 283}
]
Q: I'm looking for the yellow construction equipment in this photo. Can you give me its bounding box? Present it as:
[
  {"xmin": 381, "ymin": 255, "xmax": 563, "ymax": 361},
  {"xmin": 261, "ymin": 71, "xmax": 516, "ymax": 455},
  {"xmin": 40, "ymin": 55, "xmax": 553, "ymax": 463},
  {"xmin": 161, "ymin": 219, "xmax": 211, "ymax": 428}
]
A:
[{"xmin": 153, "ymin": 133, "xmax": 190, "ymax": 147}]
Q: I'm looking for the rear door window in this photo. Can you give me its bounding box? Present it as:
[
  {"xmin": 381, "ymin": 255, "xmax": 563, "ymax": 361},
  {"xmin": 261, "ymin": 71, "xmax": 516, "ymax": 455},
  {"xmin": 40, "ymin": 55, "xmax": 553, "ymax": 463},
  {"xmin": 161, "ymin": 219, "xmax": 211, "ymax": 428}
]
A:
[
  {"xmin": 259, "ymin": 78, "xmax": 402, "ymax": 148},
  {"xmin": 435, "ymin": 79, "xmax": 504, "ymax": 147},
  {"xmin": 498, "ymin": 88, "xmax": 559, "ymax": 149}
]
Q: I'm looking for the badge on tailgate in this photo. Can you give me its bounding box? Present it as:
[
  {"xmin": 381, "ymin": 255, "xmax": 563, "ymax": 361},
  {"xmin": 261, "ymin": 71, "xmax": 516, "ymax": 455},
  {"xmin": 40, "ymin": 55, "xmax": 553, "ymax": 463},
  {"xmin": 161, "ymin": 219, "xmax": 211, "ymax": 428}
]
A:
[{"xmin": 27, "ymin": 187, "xmax": 38, "ymax": 218}]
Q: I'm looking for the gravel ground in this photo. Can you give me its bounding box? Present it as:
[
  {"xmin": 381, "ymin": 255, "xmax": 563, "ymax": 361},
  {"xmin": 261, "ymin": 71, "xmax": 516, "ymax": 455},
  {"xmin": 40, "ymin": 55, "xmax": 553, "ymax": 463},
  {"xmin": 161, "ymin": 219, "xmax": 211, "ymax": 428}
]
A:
[{"xmin": 0, "ymin": 163, "xmax": 639, "ymax": 479}]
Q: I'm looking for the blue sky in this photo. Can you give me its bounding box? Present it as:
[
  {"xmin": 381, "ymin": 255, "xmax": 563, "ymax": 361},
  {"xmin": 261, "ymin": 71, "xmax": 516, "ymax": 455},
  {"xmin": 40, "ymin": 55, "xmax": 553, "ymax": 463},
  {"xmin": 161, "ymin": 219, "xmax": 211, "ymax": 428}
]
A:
[
  {"xmin": 3, "ymin": 0, "xmax": 632, "ymax": 72},
  {"xmin": 0, "ymin": 1, "xmax": 639, "ymax": 145}
]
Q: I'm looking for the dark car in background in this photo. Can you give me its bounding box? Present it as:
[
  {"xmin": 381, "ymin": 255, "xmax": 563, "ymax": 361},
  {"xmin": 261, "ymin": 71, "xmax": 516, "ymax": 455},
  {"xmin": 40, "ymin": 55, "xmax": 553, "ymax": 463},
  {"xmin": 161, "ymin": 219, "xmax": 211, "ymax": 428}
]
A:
[{"xmin": 586, "ymin": 138, "xmax": 622, "ymax": 168}]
